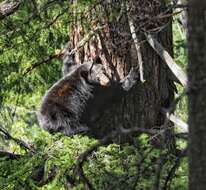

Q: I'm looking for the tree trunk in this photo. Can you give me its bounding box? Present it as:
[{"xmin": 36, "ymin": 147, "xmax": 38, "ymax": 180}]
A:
[
  {"xmin": 71, "ymin": 0, "xmax": 175, "ymax": 144},
  {"xmin": 188, "ymin": 1, "xmax": 206, "ymax": 189}
]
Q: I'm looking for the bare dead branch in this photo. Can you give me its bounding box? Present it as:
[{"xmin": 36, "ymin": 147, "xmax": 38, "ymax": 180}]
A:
[
  {"xmin": 0, "ymin": 0, "xmax": 20, "ymax": 20},
  {"xmin": 167, "ymin": 113, "xmax": 188, "ymax": 132},
  {"xmin": 145, "ymin": 34, "xmax": 188, "ymax": 88},
  {"xmin": 120, "ymin": 126, "xmax": 163, "ymax": 135},
  {"xmin": 161, "ymin": 108, "xmax": 188, "ymax": 133},
  {"xmin": 127, "ymin": 10, "xmax": 145, "ymax": 83}
]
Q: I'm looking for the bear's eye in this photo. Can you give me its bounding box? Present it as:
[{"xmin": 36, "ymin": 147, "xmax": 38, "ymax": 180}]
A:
[
  {"xmin": 81, "ymin": 70, "xmax": 88, "ymax": 79},
  {"xmin": 51, "ymin": 113, "xmax": 57, "ymax": 121}
]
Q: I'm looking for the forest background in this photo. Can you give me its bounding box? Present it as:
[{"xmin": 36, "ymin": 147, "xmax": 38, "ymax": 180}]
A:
[{"xmin": 0, "ymin": 0, "xmax": 189, "ymax": 189}]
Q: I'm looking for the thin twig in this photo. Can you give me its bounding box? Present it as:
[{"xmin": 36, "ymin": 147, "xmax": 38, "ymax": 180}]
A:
[
  {"xmin": 0, "ymin": 151, "xmax": 21, "ymax": 159},
  {"xmin": 132, "ymin": 147, "xmax": 154, "ymax": 189},
  {"xmin": 163, "ymin": 149, "xmax": 187, "ymax": 190},
  {"xmin": 75, "ymin": 132, "xmax": 115, "ymax": 190},
  {"xmin": 127, "ymin": 8, "xmax": 145, "ymax": 83},
  {"xmin": 0, "ymin": 125, "xmax": 34, "ymax": 152},
  {"xmin": 23, "ymin": 26, "xmax": 104, "ymax": 75}
]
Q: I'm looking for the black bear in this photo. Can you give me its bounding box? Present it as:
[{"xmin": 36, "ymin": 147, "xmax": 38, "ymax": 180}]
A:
[
  {"xmin": 38, "ymin": 52, "xmax": 139, "ymax": 136},
  {"xmin": 38, "ymin": 61, "xmax": 110, "ymax": 135}
]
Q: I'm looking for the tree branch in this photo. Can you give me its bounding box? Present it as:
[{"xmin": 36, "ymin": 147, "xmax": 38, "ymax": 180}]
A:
[
  {"xmin": 0, "ymin": 151, "xmax": 21, "ymax": 159},
  {"xmin": 0, "ymin": 125, "xmax": 34, "ymax": 152},
  {"xmin": 163, "ymin": 148, "xmax": 187, "ymax": 190},
  {"xmin": 145, "ymin": 33, "xmax": 188, "ymax": 88},
  {"xmin": 74, "ymin": 127, "xmax": 166, "ymax": 189},
  {"xmin": 151, "ymin": 153, "xmax": 168, "ymax": 190},
  {"xmin": 127, "ymin": 10, "xmax": 145, "ymax": 83},
  {"xmin": 0, "ymin": 0, "xmax": 20, "ymax": 20},
  {"xmin": 23, "ymin": 26, "xmax": 104, "ymax": 75},
  {"xmin": 161, "ymin": 108, "xmax": 188, "ymax": 133}
]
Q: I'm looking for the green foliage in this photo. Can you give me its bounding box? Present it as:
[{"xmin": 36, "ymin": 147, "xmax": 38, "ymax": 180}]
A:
[
  {"xmin": 0, "ymin": 1, "xmax": 188, "ymax": 190},
  {"xmin": 173, "ymin": 17, "xmax": 188, "ymax": 122},
  {"xmin": 0, "ymin": 133, "xmax": 188, "ymax": 190}
]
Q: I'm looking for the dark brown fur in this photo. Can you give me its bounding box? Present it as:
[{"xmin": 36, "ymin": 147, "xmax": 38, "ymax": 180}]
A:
[{"xmin": 38, "ymin": 62, "xmax": 107, "ymax": 135}]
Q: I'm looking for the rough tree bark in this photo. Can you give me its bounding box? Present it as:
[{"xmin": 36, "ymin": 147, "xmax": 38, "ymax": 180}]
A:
[
  {"xmin": 70, "ymin": 0, "xmax": 175, "ymax": 144},
  {"xmin": 188, "ymin": 1, "xmax": 206, "ymax": 190}
]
